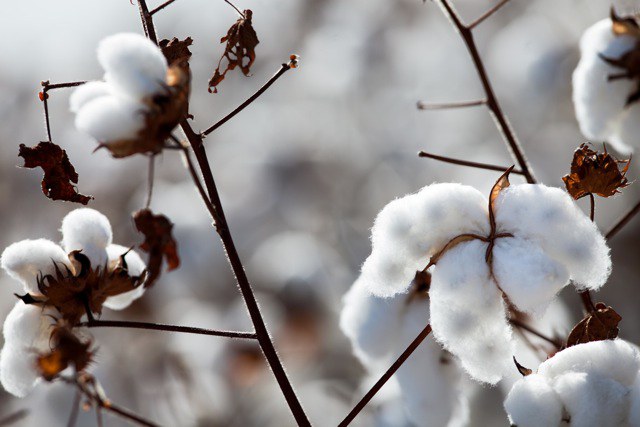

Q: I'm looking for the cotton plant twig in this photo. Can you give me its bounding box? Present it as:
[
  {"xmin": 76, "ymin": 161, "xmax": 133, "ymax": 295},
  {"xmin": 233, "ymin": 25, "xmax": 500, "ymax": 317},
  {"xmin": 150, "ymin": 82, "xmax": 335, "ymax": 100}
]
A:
[
  {"xmin": 606, "ymin": 199, "xmax": 640, "ymax": 240},
  {"xmin": 135, "ymin": 1, "xmax": 311, "ymax": 425},
  {"xmin": 150, "ymin": 0, "xmax": 244, "ymax": 17},
  {"xmin": 508, "ymin": 318, "xmax": 563, "ymax": 350},
  {"xmin": 417, "ymin": 99, "xmax": 486, "ymax": 110},
  {"xmin": 338, "ymin": 324, "xmax": 433, "ymax": 427},
  {"xmin": 39, "ymin": 80, "xmax": 86, "ymax": 142},
  {"xmin": 0, "ymin": 409, "xmax": 29, "ymax": 427},
  {"xmin": 145, "ymin": 156, "xmax": 156, "ymax": 209},
  {"xmin": 418, "ymin": 150, "xmax": 525, "ymax": 175},
  {"xmin": 467, "ymin": 0, "xmax": 513, "ymax": 29},
  {"xmin": 80, "ymin": 319, "xmax": 258, "ymax": 339},
  {"xmin": 66, "ymin": 389, "xmax": 82, "ymax": 427}
]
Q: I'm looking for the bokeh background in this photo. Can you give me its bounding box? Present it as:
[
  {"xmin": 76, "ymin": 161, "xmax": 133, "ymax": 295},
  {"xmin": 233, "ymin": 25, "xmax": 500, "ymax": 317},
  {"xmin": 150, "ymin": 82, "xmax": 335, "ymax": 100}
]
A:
[{"xmin": 1, "ymin": 0, "xmax": 639, "ymax": 425}]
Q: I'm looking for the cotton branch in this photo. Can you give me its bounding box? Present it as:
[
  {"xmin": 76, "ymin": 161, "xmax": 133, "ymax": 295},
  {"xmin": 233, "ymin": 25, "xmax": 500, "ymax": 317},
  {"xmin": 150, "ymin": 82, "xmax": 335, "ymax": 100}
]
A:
[
  {"xmin": 417, "ymin": 99, "xmax": 486, "ymax": 110},
  {"xmin": 467, "ymin": 0, "xmax": 513, "ymax": 29},
  {"xmin": 39, "ymin": 80, "xmax": 86, "ymax": 142},
  {"xmin": 435, "ymin": 0, "xmax": 537, "ymax": 184},
  {"xmin": 80, "ymin": 319, "xmax": 258, "ymax": 339},
  {"xmin": 0, "ymin": 409, "xmax": 28, "ymax": 426},
  {"xmin": 606, "ymin": 199, "xmax": 640, "ymax": 240},
  {"xmin": 418, "ymin": 150, "xmax": 524, "ymax": 175},
  {"xmin": 508, "ymin": 318, "xmax": 563, "ymax": 349},
  {"xmin": 338, "ymin": 324, "xmax": 433, "ymax": 427}
]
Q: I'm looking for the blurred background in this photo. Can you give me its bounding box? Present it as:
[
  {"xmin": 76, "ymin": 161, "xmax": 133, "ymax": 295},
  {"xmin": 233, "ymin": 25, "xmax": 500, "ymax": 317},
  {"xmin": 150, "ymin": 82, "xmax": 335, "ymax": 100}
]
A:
[{"xmin": 1, "ymin": 0, "xmax": 639, "ymax": 425}]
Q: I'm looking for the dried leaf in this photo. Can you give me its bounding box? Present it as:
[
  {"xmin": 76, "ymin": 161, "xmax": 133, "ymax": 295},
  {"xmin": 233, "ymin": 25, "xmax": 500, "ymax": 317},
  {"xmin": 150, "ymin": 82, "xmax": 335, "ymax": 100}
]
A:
[
  {"xmin": 562, "ymin": 143, "xmax": 630, "ymax": 200},
  {"xmin": 488, "ymin": 166, "xmax": 514, "ymax": 234},
  {"xmin": 611, "ymin": 7, "xmax": 640, "ymax": 37},
  {"xmin": 208, "ymin": 9, "xmax": 259, "ymax": 93},
  {"xmin": 566, "ymin": 303, "xmax": 622, "ymax": 348},
  {"xmin": 18, "ymin": 141, "xmax": 93, "ymax": 205},
  {"xmin": 37, "ymin": 326, "xmax": 93, "ymax": 381},
  {"xmin": 513, "ymin": 357, "xmax": 532, "ymax": 377},
  {"xmin": 160, "ymin": 37, "xmax": 193, "ymax": 70},
  {"xmin": 133, "ymin": 209, "xmax": 180, "ymax": 288}
]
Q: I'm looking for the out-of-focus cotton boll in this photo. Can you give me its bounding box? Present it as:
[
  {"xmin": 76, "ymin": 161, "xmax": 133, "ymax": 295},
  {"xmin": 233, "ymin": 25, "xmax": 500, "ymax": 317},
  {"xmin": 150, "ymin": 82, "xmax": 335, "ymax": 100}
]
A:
[
  {"xmin": 614, "ymin": 0, "xmax": 640, "ymax": 17},
  {"xmin": 69, "ymin": 81, "xmax": 112, "ymax": 113},
  {"xmin": 504, "ymin": 375, "xmax": 563, "ymax": 427},
  {"xmin": 74, "ymin": 95, "xmax": 146, "ymax": 143},
  {"xmin": 0, "ymin": 344, "xmax": 41, "ymax": 398},
  {"xmin": 97, "ymin": 33, "xmax": 168, "ymax": 100},
  {"xmin": 573, "ymin": 18, "xmax": 639, "ymax": 153},
  {"xmin": 102, "ymin": 244, "xmax": 146, "ymax": 310},
  {"xmin": 1, "ymin": 239, "xmax": 71, "ymax": 295},
  {"xmin": 61, "ymin": 208, "xmax": 112, "ymax": 267},
  {"xmin": 3, "ymin": 302, "xmax": 48, "ymax": 347}
]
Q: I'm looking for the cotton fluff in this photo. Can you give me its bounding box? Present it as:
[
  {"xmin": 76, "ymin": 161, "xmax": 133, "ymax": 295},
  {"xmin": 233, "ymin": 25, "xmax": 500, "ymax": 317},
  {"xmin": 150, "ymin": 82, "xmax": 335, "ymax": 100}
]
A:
[
  {"xmin": 360, "ymin": 182, "xmax": 610, "ymax": 383},
  {"xmin": 573, "ymin": 18, "xmax": 639, "ymax": 154},
  {"xmin": 340, "ymin": 277, "xmax": 469, "ymax": 426},
  {"xmin": 71, "ymin": 33, "xmax": 169, "ymax": 144},
  {"xmin": 0, "ymin": 208, "xmax": 147, "ymax": 397},
  {"xmin": 505, "ymin": 339, "xmax": 640, "ymax": 427}
]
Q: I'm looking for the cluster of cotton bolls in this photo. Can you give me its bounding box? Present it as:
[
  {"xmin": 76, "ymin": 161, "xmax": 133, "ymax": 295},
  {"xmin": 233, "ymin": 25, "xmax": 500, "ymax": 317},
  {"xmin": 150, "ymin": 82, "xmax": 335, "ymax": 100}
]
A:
[
  {"xmin": 0, "ymin": 208, "xmax": 147, "ymax": 397},
  {"xmin": 70, "ymin": 33, "xmax": 170, "ymax": 152},
  {"xmin": 504, "ymin": 339, "xmax": 640, "ymax": 427},
  {"xmin": 356, "ymin": 182, "xmax": 610, "ymax": 384},
  {"xmin": 572, "ymin": 13, "xmax": 640, "ymax": 154}
]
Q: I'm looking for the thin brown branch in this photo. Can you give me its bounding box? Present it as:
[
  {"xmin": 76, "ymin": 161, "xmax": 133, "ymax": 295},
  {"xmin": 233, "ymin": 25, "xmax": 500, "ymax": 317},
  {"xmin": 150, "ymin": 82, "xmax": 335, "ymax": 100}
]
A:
[
  {"xmin": 145, "ymin": 155, "xmax": 156, "ymax": 209},
  {"xmin": 0, "ymin": 409, "xmax": 28, "ymax": 427},
  {"xmin": 437, "ymin": 0, "xmax": 536, "ymax": 184},
  {"xmin": 67, "ymin": 389, "xmax": 81, "ymax": 427},
  {"xmin": 202, "ymin": 61, "xmax": 295, "ymax": 137},
  {"xmin": 508, "ymin": 318, "xmax": 563, "ymax": 349},
  {"xmin": 417, "ymin": 99, "xmax": 486, "ymax": 110},
  {"xmin": 589, "ymin": 193, "xmax": 595, "ymax": 222},
  {"xmin": 339, "ymin": 324, "xmax": 432, "ymax": 427},
  {"xmin": 80, "ymin": 319, "xmax": 258, "ymax": 339},
  {"xmin": 418, "ymin": 150, "xmax": 524, "ymax": 175},
  {"xmin": 150, "ymin": 0, "xmax": 176, "ymax": 14},
  {"xmin": 606, "ymin": 199, "xmax": 640, "ymax": 240},
  {"xmin": 39, "ymin": 80, "xmax": 86, "ymax": 143},
  {"xmin": 468, "ymin": 0, "xmax": 513, "ymax": 29}
]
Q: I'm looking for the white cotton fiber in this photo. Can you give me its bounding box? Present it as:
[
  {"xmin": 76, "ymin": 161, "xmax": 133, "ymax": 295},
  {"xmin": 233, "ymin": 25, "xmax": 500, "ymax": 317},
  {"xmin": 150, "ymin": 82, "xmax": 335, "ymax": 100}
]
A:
[
  {"xmin": 69, "ymin": 81, "xmax": 111, "ymax": 113},
  {"xmin": 495, "ymin": 184, "xmax": 611, "ymax": 291},
  {"xmin": 98, "ymin": 33, "xmax": 168, "ymax": 100},
  {"xmin": 1, "ymin": 239, "xmax": 71, "ymax": 295},
  {"xmin": 504, "ymin": 375, "xmax": 563, "ymax": 427},
  {"xmin": 629, "ymin": 375, "xmax": 640, "ymax": 426},
  {"xmin": 573, "ymin": 19, "xmax": 637, "ymax": 143},
  {"xmin": 102, "ymin": 244, "xmax": 146, "ymax": 311},
  {"xmin": 553, "ymin": 372, "xmax": 629, "ymax": 427},
  {"xmin": 0, "ymin": 344, "xmax": 39, "ymax": 398},
  {"xmin": 612, "ymin": 102, "xmax": 640, "ymax": 155},
  {"xmin": 360, "ymin": 243, "xmax": 415, "ymax": 297},
  {"xmin": 74, "ymin": 95, "xmax": 146, "ymax": 143},
  {"xmin": 492, "ymin": 237, "xmax": 569, "ymax": 314},
  {"xmin": 2, "ymin": 302, "xmax": 46, "ymax": 348},
  {"xmin": 61, "ymin": 208, "xmax": 113, "ymax": 268}
]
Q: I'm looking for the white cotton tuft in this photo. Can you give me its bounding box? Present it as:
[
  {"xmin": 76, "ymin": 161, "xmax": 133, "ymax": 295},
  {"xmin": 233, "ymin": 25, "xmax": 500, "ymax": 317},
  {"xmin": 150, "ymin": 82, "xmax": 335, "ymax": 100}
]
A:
[
  {"xmin": 1, "ymin": 239, "xmax": 70, "ymax": 295},
  {"xmin": 0, "ymin": 345, "xmax": 40, "ymax": 398},
  {"xmin": 69, "ymin": 81, "xmax": 111, "ymax": 113},
  {"xmin": 74, "ymin": 95, "xmax": 146, "ymax": 143},
  {"xmin": 504, "ymin": 375, "xmax": 563, "ymax": 427},
  {"xmin": 573, "ymin": 19, "xmax": 638, "ymax": 151},
  {"xmin": 429, "ymin": 240, "xmax": 514, "ymax": 384},
  {"xmin": 102, "ymin": 244, "xmax": 146, "ymax": 311},
  {"xmin": 495, "ymin": 184, "xmax": 611, "ymax": 291},
  {"xmin": 98, "ymin": 33, "xmax": 168, "ymax": 100},
  {"xmin": 61, "ymin": 208, "xmax": 113, "ymax": 268},
  {"xmin": 2, "ymin": 303, "xmax": 47, "ymax": 348},
  {"xmin": 492, "ymin": 237, "xmax": 569, "ymax": 314},
  {"xmin": 612, "ymin": 102, "xmax": 640, "ymax": 155},
  {"xmin": 629, "ymin": 375, "xmax": 640, "ymax": 426}
]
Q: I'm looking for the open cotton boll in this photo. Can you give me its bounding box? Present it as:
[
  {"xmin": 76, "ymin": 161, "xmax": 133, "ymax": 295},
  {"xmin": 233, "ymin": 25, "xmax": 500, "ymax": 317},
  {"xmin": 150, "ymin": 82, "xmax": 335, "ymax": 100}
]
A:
[
  {"xmin": 573, "ymin": 19, "xmax": 637, "ymax": 143},
  {"xmin": 75, "ymin": 95, "xmax": 146, "ymax": 143},
  {"xmin": 553, "ymin": 372, "xmax": 629, "ymax": 427},
  {"xmin": 61, "ymin": 208, "xmax": 112, "ymax": 267},
  {"xmin": 98, "ymin": 33, "xmax": 168, "ymax": 100},
  {"xmin": 504, "ymin": 375, "xmax": 563, "ymax": 427},
  {"xmin": 495, "ymin": 184, "xmax": 611, "ymax": 290},
  {"xmin": 1, "ymin": 239, "xmax": 71, "ymax": 295},
  {"xmin": 2, "ymin": 302, "xmax": 49, "ymax": 348},
  {"xmin": 492, "ymin": 237, "xmax": 569, "ymax": 314},
  {"xmin": 0, "ymin": 344, "xmax": 40, "ymax": 398},
  {"xmin": 360, "ymin": 244, "xmax": 414, "ymax": 297},
  {"xmin": 69, "ymin": 81, "xmax": 111, "ymax": 113},
  {"xmin": 102, "ymin": 244, "xmax": 146, "ymax": 311}
]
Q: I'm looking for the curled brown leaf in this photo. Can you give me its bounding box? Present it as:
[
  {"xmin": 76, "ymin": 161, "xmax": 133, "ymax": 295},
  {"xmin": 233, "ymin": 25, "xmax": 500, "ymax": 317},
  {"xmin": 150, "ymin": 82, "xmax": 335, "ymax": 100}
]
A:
[
  {"xmin": 133, "ymin": 209, "xmax": 180, "ymax": 288},
  {"xmin": 566, "ymin": 303, "xmax": 622, "ymax": 348}
]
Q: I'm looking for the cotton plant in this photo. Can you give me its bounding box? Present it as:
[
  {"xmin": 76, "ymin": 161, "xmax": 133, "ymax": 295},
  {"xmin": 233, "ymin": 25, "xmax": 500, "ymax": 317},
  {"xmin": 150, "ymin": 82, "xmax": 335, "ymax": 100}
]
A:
[
  {"xmin": 504, "ymin": 339, "xmax": 640, "ymax": 427},
  {"xmin": 357, "ymin": 169, "xmax": 610, "ymax": 384},
  {"xmin": 340, "ymin": 275, "xmax": 469, "ymax": 426},
  {"xmin": 0, "ymin": 208, "xmax": 147, "ymax": 397},
  {"xmin": 572, "ymin": 8, "xmax": 640, "ymax": 154},
  {"xmin": 70, "ymin": 33, "xmax": 190, "ymax": 158}
]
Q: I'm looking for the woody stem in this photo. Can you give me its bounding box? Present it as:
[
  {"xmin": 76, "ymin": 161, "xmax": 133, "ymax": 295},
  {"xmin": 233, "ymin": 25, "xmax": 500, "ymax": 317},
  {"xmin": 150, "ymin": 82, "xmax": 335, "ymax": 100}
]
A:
[{"xmin": 80, "ymin": 319, "xmax": 258, "ymax": 339}]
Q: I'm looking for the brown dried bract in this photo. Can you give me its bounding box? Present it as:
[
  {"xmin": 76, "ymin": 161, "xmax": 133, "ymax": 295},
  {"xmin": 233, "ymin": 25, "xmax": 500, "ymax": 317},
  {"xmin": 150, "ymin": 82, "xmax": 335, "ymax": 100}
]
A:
[
  {"xmin": 37, "ymin": 326, "xmax": 93, "ymax": 381},
  {"xmin": 160, "ymin": 37, "xmax": 193, "ymax": 71},
  {"xmin": 30, "ymin": 251, "xmax": 144, "ymax": 324},
  {"xmin": 18, "ymin": 141, "xmax": 93, "ymax": 205},
  {"xmin": 566, "ymin": 303, "xmax": 622, "ymax": 348},
  {"xmin": 133, "ymin": 209, "xmax": 180, "ymax": 288},
  {"xmin": 562, "ymin": 143, "xmax": 630, "ymax": 200},
  {"xmin": 513, "ymin": 357, "xmax": 533, "ymax": 377},
  {"xmin": 208, "ymin": 9, "xmax": 259, "ymax": 93},
  {"xmin": 407, "ymin": 270, "xmax": 431, "ymax": 303}
]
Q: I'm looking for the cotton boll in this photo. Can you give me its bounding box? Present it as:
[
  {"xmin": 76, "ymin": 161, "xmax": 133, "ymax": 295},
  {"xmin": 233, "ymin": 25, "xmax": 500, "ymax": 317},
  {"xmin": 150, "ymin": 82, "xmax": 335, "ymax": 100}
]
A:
[
  {"xmin": 573, "ymin": 19, "xmax": 637, "ymax": 142},
  {"xmin": 2, "ymin": 302, "xmax": 47, "ymax": 348},
  {"xmin": 492, "ymin": 237, "xmax": 569, "ymax": 314},
  {"xmin": 61, "ymin": 208, "xmax": 112, "ymax": 268},
  {"xmin": 612, "ymin": 102, "xmax": 640, "ymax": 155},
  {"xmin": 98, "ymin": 33, "xmax": 168, "ymax": 100},
  {"xmin": 1, "ymin": 239, "xmax": 71, "ymax": 295},
  {"xmin": 0, "ymin": 345, "xmax": 39, "ymax": 398},
  {"xmin": 340, "ymin": 277, "xmax": 404, "ymax": 366},
  {"xmin": 495, "ymin": 184, "xmax": 611, "ymax": 290},
  {"xmin": 69, "ymin": 81, "xmax": 111, "ymax": 113},
  {"xmin": 102, "ymin": 244, "xmax": 146, "ymax": 311},
  {"xmin": 504, "ymin": 375, "xmax": 563, "ymax": 427},
  {"xmin": 553, "ymin": 372, "xmax": 629, "ymax": 427},
  {"xmin": 361, "ymin": 244, "xmax": 414, "ymax": 297},
  {"xmin": 75, "ymin": 95, "xmax": 146, "ymax": 143}
]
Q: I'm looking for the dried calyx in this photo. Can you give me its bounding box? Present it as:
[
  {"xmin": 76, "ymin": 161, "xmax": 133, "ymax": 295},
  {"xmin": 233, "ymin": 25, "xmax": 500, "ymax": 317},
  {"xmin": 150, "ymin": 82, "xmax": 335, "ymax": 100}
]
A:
[{"xmin": 602, "ymin": 8, "xmax": 640, "ymax": 105}]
